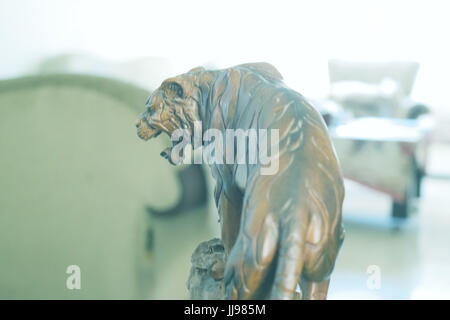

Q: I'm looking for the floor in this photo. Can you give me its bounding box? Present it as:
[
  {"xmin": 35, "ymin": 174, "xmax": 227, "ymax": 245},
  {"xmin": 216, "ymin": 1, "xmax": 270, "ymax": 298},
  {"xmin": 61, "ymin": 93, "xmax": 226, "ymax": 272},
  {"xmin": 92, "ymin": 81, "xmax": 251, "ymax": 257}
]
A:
[{"xmin": 329, "ymin": 142, "xmax": 450, "ymax": 299}]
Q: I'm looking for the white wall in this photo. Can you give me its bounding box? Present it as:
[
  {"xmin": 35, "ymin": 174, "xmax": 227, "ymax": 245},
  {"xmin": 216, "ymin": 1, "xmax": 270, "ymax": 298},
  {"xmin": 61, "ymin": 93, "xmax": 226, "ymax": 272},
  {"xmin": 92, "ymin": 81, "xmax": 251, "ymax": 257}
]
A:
[{"xmin": 1, "ymin": 0, "xmax": 449, "ymax": 117}]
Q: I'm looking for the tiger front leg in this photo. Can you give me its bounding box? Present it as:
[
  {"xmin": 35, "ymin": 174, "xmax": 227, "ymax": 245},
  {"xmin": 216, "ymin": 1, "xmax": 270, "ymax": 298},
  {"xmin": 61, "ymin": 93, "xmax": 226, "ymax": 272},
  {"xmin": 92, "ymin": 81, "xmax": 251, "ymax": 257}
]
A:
[{"xmin": 217, "ymin": 190, "xmax": 243, "ymax": 254}]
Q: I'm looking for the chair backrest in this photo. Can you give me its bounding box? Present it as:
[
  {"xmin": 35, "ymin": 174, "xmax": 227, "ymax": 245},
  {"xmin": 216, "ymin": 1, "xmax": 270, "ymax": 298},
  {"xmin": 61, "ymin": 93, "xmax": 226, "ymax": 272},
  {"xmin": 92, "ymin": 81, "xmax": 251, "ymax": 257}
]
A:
[
  {"xmin": 328, "ymin": 59, "xmax": 420, "ymax": 96},
  {"xmin": 0, "ymin": 74, "xmax": 180, "ymax": 299}
]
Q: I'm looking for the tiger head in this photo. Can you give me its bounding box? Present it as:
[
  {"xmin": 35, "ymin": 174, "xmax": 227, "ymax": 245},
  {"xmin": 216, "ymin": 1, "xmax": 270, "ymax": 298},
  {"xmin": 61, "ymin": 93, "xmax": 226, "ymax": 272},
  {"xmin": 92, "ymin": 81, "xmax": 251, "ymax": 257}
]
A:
[{"xmin": 135, "ymin": 68, "xmax": 206, "ymax": 164}]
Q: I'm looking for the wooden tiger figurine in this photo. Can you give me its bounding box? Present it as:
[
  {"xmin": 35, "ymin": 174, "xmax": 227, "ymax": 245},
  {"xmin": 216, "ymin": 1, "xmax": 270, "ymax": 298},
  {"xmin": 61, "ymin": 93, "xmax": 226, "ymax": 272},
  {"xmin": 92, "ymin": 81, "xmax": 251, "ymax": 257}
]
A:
[{"xmin": 136, "ymin": 63, "xmax": 345, "ymax": 299}]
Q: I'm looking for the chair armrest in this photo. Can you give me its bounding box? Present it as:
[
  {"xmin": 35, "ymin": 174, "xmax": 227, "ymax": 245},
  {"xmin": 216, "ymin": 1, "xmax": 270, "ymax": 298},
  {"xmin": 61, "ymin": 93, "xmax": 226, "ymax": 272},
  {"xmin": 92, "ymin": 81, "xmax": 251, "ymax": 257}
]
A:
[{"xmin": 402, "ymin": 99, "xmax": 430, "ymax": 119}]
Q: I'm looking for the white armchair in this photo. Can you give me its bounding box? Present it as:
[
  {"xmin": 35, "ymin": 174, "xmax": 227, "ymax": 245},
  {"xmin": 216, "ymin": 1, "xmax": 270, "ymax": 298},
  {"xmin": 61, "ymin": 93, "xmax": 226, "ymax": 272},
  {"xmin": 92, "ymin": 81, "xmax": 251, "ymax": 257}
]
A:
[{"xmin": 321, "ymin": 60, "xmax": 433, "ymax": 222}]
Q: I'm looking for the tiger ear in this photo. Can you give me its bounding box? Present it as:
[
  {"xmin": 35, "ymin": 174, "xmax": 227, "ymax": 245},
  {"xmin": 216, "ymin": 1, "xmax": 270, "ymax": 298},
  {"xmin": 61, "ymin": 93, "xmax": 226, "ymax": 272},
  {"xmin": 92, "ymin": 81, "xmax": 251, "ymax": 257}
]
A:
[
  {"xmin": 188, "ymin": 66, "xmax": 206, "ymax": 73},
  {"xmin": 162, "ymin": 80, "xmax": 184, "ymax": 99}
]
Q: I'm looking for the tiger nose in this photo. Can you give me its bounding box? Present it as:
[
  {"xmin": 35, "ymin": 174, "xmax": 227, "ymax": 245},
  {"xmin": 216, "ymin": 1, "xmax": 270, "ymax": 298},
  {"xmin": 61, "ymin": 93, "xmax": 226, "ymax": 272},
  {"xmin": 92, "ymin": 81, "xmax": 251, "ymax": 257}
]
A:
[{"xmin": 135, "ymin": 119, "xmax": 141, "ymax": 128}]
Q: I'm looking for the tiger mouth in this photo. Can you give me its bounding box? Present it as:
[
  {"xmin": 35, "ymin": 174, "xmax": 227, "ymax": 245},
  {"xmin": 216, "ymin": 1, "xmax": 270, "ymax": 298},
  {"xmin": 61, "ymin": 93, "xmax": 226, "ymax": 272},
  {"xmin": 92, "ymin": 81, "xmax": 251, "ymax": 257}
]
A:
[{"xmin": 137, "ymin": 118, "xmax": 186, "ymax": 165}]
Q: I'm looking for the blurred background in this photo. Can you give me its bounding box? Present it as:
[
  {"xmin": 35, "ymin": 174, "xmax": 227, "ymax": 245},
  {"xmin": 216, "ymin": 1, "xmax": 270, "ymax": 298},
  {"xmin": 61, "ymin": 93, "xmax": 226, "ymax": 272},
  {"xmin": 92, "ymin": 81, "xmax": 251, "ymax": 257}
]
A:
[{"xmin": 0, "ymin": 0, "xmax": 449, "ymax": 299}]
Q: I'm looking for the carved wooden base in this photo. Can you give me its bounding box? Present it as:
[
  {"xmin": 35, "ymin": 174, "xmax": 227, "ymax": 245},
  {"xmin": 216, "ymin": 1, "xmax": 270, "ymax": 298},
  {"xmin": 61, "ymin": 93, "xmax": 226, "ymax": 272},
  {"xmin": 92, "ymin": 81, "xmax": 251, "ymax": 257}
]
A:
[{"xmin": 187, "ymin": 238, "xmax": 226, "ymax": 300}]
